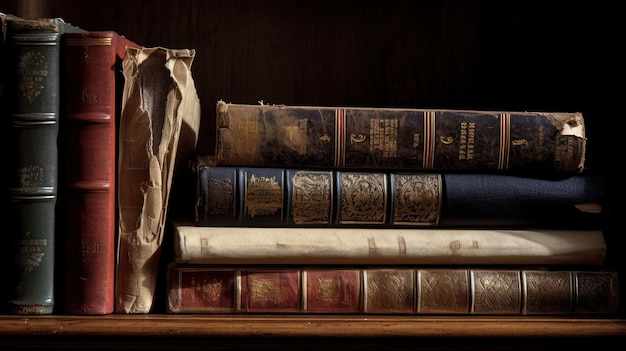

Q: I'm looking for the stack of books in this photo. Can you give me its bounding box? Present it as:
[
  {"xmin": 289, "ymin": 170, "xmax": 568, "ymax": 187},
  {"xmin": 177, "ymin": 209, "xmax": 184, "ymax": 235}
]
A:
[
  {"xmin": 1, "ymin": 11, "xmax": 618, "ymax": 318},
  {"xmin": 164, "ymin": 101, "xmax": 618, "ymax": 315}
]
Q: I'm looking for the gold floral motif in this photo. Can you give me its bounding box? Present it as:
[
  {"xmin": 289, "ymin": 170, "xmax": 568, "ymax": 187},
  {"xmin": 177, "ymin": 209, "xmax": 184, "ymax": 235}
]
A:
[
  {"xmin": 340, "ymin": 172, "xmax": 386, "ymax": 224},
  {"xmin": 18, "ymin": 165, "xmax": 45, "ymax": 188},
  {"xmin": 316, "ymin": 278, "xmax": 341, "ymax": 302},
  {"xmin": 191, "ymin": 277, "xmax": 223, "ymax": 303},
  {"xmin": 13, "ymin": 232, "xmax": 47, "ymax": 272},
  {"xmin": 365, "ymin": 269, "xmax": 414, "ymax": 313},
  {"xmin": 418, "ymin": 270, "xmax": 469, "ymax": 313},
  {"xmin": 251, "ymin": 278, "xmax": 280, "ymax": 304},
  {"xmin": 291, "ymin": 171, "xmax": 332, "ymax": 224},
  {"xmin": 393, "ymin": 174, "xmax": 441, "ymax": 225},
  {"xmin": 523, "ymin": 271, "xmax": 571, "ymax": 314},
  {"xmin": 17, "ymin": 50, "xmax": 48, "ymax": 103},
  {"xmin": 245, "ymin": 174, "xmax": 282, "ymax": 218},
  {"xmin": 472, "ymin": 270, "xmax": 520, "ymax": 314},
  {"xmin": 207, "ymin": 177, "xmax": 233, "ymax": 215}
]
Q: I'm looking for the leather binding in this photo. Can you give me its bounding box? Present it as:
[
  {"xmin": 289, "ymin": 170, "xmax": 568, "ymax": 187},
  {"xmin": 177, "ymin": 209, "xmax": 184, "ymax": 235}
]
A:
[
  {"xmin": 3, "ymin": 16, "xmax": 84, "ymax": 314},
  {"xmin": 215, "ymin": 101, "xmax": 587, "ymax": 176},
  {"xmin": 60, "ymin": 31, "xmax": 141, "ymax": 315},
  {"xmin": 193, "ymin": 155, "xmax": 604, "ymax": 229},
  {"xmin": 166, "ymin": 263, "xmax": 619, "ymax": 315}
]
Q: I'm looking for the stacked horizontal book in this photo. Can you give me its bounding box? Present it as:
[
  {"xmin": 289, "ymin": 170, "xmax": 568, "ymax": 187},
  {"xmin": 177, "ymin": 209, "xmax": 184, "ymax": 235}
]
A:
[
  {"xmin": 166, "ymin": 263, "xmax": 618, "ymax": 315},
  {"xmin": 164, "ymin": 101, "xmax": 617, "ymax": 316},
  {"xmin": 193, "ymin": 156, "xmax": 603, "ymax": 229}
]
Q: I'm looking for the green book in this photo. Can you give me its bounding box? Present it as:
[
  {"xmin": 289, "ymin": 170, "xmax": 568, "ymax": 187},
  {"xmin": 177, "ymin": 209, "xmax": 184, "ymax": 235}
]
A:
[{"xmin": 2, "ymin": 14, "xmax": 84, "ymax": 314}]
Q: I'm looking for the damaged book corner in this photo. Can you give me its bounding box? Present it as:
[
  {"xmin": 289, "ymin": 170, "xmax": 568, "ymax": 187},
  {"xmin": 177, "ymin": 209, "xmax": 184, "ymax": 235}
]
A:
[{"xmin": 115, "ymin": 46, "xmax": 201, "ymax": 314}]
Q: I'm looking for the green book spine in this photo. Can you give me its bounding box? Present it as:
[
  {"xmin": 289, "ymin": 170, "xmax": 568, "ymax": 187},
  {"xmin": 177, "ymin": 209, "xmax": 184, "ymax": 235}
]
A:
[{"xmin": 4, "ymin": 17, "xmax": 63, "ymax": 314}]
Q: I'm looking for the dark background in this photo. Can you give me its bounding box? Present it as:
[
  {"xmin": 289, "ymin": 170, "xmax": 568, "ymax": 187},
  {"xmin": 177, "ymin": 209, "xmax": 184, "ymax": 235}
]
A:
[
  {"xmin": 3, "ymin": 0, "xmax": 620, "ymax": 170},
  {"xmin": 2, "ymin": 0, "xmax": 621, "ymax": 313}
]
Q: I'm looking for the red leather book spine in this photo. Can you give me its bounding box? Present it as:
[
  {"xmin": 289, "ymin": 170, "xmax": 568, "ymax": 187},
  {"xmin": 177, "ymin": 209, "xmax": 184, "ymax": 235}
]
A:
[
  {"xmin": 166, "ymin": 264, "xmax": 619, "ymax": 315},
  {"xmin": 239, "ymin": 269, "xmax": 301, "ymax": 312},
  {"xmin": 166, "ymin": 262, "xmax": 236, "ymax": 313},
  {"xmin": 61, "ymin": 31, "xmax": 140, "ymax": 314},
  {"xmin": 302, "ymin": 269, "xmax": 361, "ymax": 313}
]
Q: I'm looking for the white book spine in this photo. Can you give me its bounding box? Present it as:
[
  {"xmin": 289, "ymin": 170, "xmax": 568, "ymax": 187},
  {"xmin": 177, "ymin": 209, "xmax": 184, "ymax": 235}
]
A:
[{"xmin": 173, "ymin": 225, "xmax": 606, "ymax": 266}]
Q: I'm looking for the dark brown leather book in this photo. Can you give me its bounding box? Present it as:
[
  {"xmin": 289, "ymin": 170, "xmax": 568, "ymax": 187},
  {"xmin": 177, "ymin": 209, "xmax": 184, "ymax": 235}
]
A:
[
  {"xmin": 59, "ymin": 30, "xmax": 141, "ymax": 315},
  {"xmin": 215, "ymin": 101, "xmax": 587, "ymax": 176},
  {"xmin": 3, "ymin": 15, "xmax": 83, "ymax": 315},
  {"xmin": 166, "ymin": 263, "xmax": 619, "ymax": 315}
]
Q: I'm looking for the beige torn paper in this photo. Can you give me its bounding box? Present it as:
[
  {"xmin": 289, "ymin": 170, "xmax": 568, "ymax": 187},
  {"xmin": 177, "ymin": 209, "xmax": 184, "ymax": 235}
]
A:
[{"xmin": 115, "ymin": 46, "xmax": 201, "ymax": 313}]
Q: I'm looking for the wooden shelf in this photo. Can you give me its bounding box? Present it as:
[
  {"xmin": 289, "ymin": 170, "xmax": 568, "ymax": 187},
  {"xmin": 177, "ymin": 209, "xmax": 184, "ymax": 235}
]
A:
[
  {"xmin": 1, "ymin": 315, "xmax": 626, "ymax": 350},
  {"xmin": 2, "ymin": 315, "xmax": 626, "ymax": 338}
]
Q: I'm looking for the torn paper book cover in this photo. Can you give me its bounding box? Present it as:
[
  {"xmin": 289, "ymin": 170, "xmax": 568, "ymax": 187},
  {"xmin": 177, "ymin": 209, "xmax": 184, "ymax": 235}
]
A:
[{"xmin": 115, "ymin": 46, "xmax": 201, "ymax": 314}]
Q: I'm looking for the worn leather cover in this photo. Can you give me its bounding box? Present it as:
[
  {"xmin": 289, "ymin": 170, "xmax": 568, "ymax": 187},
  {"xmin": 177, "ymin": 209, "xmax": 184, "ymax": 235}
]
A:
[
  {"xmin": 3, "ymin": 17, "xmax": 83, "ymax": 314},
  {"xmin": 60, "ymin": 31, "xmax": 141, "ymax": 315},
  {"xmin": 239, "ymin": 269, "xmax": 301, "ymax": 312},
  {"xmin": 167, "ymin": 264, "xmax": 360, "ymax": 314},
  {"xmin": 167, "ymin": 265, "xmax": 618, "ymax": 315},
  {"xmin": 215, "ymin": 101, "xmax": 586, "ymax": 176}
]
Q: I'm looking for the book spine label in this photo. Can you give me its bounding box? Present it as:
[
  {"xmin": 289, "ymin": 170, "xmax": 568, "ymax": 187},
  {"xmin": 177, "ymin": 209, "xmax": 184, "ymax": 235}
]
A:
[
  {"xmin": 195, "ymin": 157, "xmax": 604, "ymax": 228},
  {"xmin": 166, "ymin": 263, "xmax": 619, "ymax": 315},
  {"xmin": 215, "ymin": 101, "xmax": 586, "ymax": 175},
  {"xmin": 172, "ymin": 225, "xmax": 607, "ymax": 266},
  {"xmin": 4, "ymin": 19, "xmax": 62, "ymax": 314}
]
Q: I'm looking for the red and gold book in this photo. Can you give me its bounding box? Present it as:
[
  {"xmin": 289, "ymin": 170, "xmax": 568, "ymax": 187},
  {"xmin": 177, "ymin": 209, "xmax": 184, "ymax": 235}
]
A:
[
  {"xmin": 303, "ymin": 269, "xmax": 361, "ymax": 313},
  {"xmin": 166, "ymin": 263, "xmax": 619, "ymax": 315},
  {"xmin": 240, "ymin": 269, "xmax": 301, "ymax": 312},
  {"xmin": 60, "ymin": 31, "xmax": 141, "ymax": 315}
]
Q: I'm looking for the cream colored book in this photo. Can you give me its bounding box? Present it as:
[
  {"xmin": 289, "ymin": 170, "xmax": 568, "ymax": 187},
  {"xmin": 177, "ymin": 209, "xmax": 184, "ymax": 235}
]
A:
[{"xmin": 172, "ymin": 223, "xmax": 606, "ymax": 266}]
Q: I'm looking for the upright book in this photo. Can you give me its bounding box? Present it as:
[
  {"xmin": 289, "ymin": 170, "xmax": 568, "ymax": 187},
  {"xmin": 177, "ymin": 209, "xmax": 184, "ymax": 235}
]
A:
[
  {"xmin": 115, "ymin": 46, "xmax": 201, "ymax": 314},
  {"xmin": 3, "ymin": 16, "xmax": 83, "ymax": 314},
  {"xmin": 166, "ymin": 263, "xmax": 619, "ymax": 315},
  {"xmin": 59, "ymin": 31, "xmax": 142, "ymax": 315},
  {"xmin": 215, "ymin": 101, "xmax": 586, "ymax": 176},
  {"xmin": 172, "ymin": 221, "xmax": 606, "ymax": 266},
  {"xmin": 193, "ymin": 155, "xmax": 604, "ymax": 228}
]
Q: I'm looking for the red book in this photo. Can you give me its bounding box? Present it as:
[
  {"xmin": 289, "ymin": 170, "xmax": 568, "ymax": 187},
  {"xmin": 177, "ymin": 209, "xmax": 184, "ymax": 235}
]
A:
[
  {"xmin": 303, "ymin": 269, "xmax": 361, "ymax": 313},
  {"xmin": 60, "ymin": 31, "xmax": 141, "ymax": 315},
  {"xmin": 166, "ymin": 264, "xmax": 620, "ymax": 315},
  {"xmin": 239, "ymin": 269, "xmax": 301, "ymax": 312}
]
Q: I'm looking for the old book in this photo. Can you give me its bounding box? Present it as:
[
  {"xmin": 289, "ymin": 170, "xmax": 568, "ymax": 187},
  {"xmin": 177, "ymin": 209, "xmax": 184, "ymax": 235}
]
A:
[
  {"xmin": 172, "ymin": 222, "xmax": 606, "ymax": 266},
  {"xmin": 59, "ymin": 31, "xmax": 142, "ymax": 315},
  {"xmin": 166, "ymin": 263, "xmax": 619, "ymax": 315},
  {"xmin": 215, "ymin": 101, "xmax": 586, "ymax": 176},
  {"xmin": 2, "ymin": 16, "xmax": 84, "ymax": 314},
  {"xmin": 115, "ymin": 46, "xmax": 201, "ymax": 314},
  {"xmin": 193, "ymin": 155, "xmax": 603, "ymax": 228}
]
